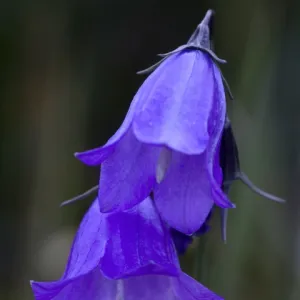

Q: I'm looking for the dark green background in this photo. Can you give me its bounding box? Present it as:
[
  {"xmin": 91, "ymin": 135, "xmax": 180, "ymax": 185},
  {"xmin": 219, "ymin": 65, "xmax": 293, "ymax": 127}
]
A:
[{"xmin": 0, "ymin": 0, "xmax": 299, "ymax": 299}]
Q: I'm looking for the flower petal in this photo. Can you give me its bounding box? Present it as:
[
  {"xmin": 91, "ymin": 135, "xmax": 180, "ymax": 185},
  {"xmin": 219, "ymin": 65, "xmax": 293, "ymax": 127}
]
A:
[
  {"xmin": 100, "ymin": 196, "xmax": 179, "ymax": 279},
  {"xmin": 207, "ymin": 64, "xmax": 234, "ymax": 208},
  {"xmin": 31, "ymin": 198, "xmax": 180, "ymax": 299},
  {"xmin": 31, "ymin": 200, "xmax": 108, "ymax": 300},
  {"xmin": 62, "ymin": 200, "xmax": 106, "ymax": 279},
  {"xmin": 74, "ymin": 91, "xmax": 141, "ymax": 166},
  {"xmin": 121, "ymin": 274, "xmax": 177, "ymax": 299},
  {"xmin": 31, "ymin": 197, "xmax": 181, "ymax": 299},
  {"xmin": 120, "ymin": 271, "xmax": 223, "ymax": 300},
  {"xmin": 133, "ymin": 50, "xmax": 215, "ymax": 155},
  {"xmin": 98, "ymin": 129, "xmax": 159, "ymax": 212},
  {"xmin": 31, "ymin": 269, "xmax": 117, "ymax": 300},
  {"xmin": 31, "ymin": 199, "xmax": 221, "ymax": 299},
  {"xmin": 176, "ymin": 272, "xmax": 224, "ymax": 300},
  {"xmin": 154, "ymin": 152, "xmax": 214, "ymax": 235},
  {"xmin": 32, "ymin": 270, "xmax": 223, "ymax": 300}
]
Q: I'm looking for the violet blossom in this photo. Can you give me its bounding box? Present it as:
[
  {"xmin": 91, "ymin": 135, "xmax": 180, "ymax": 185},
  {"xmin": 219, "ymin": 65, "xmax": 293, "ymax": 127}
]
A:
[
  {"xmin": 31, "ymin": 197, "xmax": 223, "ymax": 300},
  {"xmin": 75, "ymin": 10, "xmax": 234, "ymax": 235}
]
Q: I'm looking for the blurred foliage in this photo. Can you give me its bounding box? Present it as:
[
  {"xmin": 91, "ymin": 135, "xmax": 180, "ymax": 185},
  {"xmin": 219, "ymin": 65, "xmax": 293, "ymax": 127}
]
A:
[{"xmin": 0, "ymin": 0, "xmax": 299, "ymax": 299}]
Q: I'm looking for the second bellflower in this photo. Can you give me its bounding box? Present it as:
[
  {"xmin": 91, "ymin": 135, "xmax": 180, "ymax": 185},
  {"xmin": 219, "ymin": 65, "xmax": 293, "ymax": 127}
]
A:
[
  {"xmin": 31, "ymin": 197, "xmax": 223, "ymax": 300},
  {"xmin": 76, "ymin": 10, "xmax": 234, "ymax": 234}
]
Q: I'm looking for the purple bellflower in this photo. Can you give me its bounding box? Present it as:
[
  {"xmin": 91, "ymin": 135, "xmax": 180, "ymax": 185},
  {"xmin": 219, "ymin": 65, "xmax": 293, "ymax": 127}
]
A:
[
  {"xmin": 75, "ymin": 10, "xmax": 234, "ymax": 235},
  {"xmin": 31, "ymin": 197, "xmax": 223, "ymax": 300},
  {"xmin": 61, "ymin": 116, "xmax": 285, "ymax": 256}
]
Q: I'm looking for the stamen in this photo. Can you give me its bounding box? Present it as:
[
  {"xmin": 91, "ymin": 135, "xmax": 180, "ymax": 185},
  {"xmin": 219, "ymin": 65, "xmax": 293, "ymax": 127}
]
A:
[{"xmin": 60, "ymin": 185, "xmax": 99, "ymax": 207}]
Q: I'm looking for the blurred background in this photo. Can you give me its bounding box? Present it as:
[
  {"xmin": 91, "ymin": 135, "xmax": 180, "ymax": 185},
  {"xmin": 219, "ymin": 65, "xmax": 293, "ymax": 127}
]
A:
[{"xmin": 0, "ymin": 0, "xmax": 299, "ymax": 299}]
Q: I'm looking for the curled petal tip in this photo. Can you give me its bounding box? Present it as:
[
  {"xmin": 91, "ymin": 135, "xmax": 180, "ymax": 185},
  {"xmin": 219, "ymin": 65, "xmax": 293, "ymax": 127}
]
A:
[{"xmin": 220, "ymin": 198, "xmax": 236, "ymax": 209}]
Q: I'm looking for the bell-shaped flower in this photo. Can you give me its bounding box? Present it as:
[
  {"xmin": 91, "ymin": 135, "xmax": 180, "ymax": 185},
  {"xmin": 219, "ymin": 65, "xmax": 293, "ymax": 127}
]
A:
[
  {"xmin": 75, "ymin": 10, "xmax": 234, "ymax": 235},
  {"xmin": 31, "ymin": 197, "xmax": 223, "ymax": 300}
]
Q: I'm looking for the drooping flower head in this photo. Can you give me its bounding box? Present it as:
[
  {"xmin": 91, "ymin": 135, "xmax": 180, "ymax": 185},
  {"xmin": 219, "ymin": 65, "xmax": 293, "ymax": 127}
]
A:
[
  {"xmin": 31, "ymin": 197, "xmax": 223, "ymax": 300},
  {"xmin": 75, "ymin": 9, "xmax": 235, "ymax": 235}
]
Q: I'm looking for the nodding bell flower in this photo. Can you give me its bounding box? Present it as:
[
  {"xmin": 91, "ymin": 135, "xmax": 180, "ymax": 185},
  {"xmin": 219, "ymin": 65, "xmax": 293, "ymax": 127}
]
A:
[
  {"xmin": 31, "ymin": 197, "xmax": 224, "ymax": 300},
  {"xmin": 75, "ymin": 9, "xmax": 235, "ymax": 235}
]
